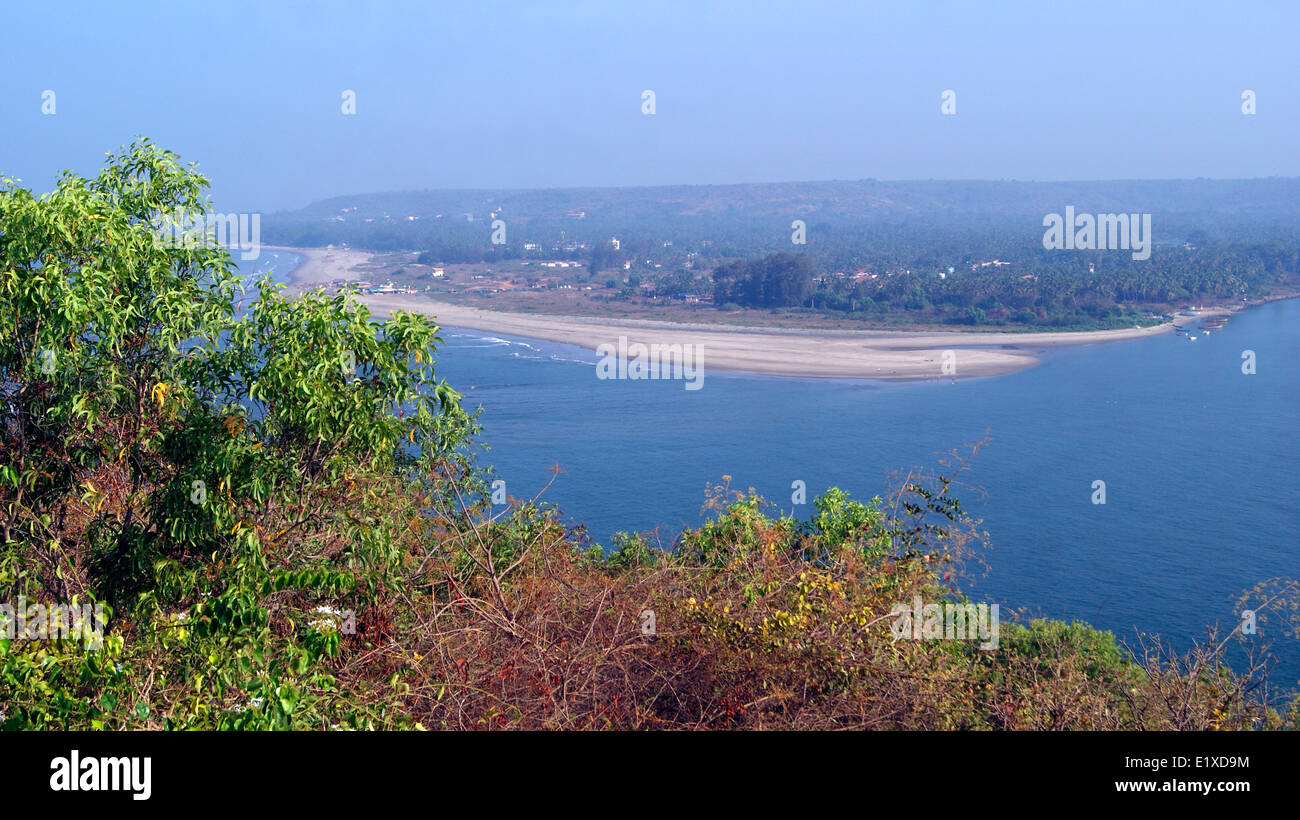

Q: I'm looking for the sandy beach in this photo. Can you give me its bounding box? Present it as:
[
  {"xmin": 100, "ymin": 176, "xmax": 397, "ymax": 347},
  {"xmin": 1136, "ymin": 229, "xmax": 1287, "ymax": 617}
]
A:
[
  {"xmin": 281, "ymin": 247, "xmax": 1175, "ymax": 381},
  {"xmin": 265, "ymin": 245, "xmax": 374, "ymax": 287}
]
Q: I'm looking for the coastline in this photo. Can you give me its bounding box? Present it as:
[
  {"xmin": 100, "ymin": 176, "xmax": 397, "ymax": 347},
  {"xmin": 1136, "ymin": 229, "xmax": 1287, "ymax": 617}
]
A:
[{"xmin": 274, "ymin": 246, "xmax": 1185, "ymax": 381}]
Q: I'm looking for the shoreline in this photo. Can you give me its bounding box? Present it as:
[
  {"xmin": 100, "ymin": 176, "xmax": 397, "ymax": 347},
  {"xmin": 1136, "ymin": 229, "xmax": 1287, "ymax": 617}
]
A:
[{"xmin": 270, "ymin": 246, "xmax": 1209, "ymax": 382}]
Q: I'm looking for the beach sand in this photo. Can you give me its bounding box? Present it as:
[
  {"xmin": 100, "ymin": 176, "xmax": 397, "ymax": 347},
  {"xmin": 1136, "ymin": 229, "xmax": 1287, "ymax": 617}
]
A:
[
  {"xmin": 265, "ymin": 245, "xmax": 373, "ymax": 288},
  {"xmin": 283, "ymin": 247, "xmax": 1174, "ymax": 381}
]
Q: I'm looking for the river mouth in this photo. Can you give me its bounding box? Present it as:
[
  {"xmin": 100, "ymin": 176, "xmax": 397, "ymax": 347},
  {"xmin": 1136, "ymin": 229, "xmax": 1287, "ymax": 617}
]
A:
[{"xmin": 409, "ymin": 284, "xmax": 1300, "ymax": 689}]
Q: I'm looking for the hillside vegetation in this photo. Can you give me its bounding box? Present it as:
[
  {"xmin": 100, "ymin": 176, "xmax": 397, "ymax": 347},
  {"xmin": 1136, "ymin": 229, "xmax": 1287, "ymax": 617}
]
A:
[
  {"xmin": 266, "ymin": 177, "xmax": 1300, "ymax": 331},
  {"xmin": 1, "ymin": 143, "xmax": 1296, "ymax": 729}
]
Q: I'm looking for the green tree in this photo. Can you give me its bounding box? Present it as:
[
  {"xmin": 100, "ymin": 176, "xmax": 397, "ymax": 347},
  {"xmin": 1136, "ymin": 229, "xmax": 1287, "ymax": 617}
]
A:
[{"xmin": 0, "ymin": 140, "xmax": 475, "ymax": 728}]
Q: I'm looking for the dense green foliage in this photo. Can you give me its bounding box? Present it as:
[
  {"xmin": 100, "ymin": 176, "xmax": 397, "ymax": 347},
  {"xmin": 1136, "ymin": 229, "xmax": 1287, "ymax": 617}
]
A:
[
  {"xmin": 713, "ymin": 253, "xmax": 816, "ymax": 308},
  {"xmin": 1, "ymin": 141, "xmax": 474, "ymax": 728}
]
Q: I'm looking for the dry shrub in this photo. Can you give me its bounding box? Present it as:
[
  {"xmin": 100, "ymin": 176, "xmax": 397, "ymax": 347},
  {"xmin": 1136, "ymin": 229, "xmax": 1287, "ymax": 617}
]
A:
[{"xmin": 323, "ymin": 456, "xmax": 1298, "ymax": 731}]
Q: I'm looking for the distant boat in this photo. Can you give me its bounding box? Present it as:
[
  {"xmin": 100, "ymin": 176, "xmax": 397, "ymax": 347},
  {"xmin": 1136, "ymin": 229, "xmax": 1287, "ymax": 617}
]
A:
[{"xmin": 1190, "ymin": 336, "xmax": 1198, "ymax": 340}]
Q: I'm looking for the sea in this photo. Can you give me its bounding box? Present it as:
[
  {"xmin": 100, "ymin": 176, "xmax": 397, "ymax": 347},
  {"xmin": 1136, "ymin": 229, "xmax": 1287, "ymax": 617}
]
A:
[{"xmin": 251, "ymin": 250, "xmax": 1300, "ymax": 691}]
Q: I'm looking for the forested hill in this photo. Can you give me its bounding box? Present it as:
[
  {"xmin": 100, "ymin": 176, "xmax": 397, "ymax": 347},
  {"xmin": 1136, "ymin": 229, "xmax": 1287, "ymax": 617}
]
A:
[
  {"xmin": 264, "ymin": 178, "xmax": 1300, "ymax": 252},
  {"xmin": 263, "ymin": 178, "xmax": 1300, "ymax": 331}
]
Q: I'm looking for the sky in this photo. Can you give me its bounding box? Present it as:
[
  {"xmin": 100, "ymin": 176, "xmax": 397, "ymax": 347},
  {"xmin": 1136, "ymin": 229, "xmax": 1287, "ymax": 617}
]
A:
[{"xmin": 3, "ymin": 0, "xmax": 1298, "ymax": 211}]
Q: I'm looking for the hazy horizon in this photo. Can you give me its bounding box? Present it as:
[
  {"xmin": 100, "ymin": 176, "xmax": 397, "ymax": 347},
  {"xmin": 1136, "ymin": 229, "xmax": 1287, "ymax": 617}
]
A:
[
  {"xmin": 3, "ymin": 0, "xmax": 1297, "ymax": 213},
  {"xmin": 275, "ymin": 173, "xmax": 1300, "ymax": 204}
]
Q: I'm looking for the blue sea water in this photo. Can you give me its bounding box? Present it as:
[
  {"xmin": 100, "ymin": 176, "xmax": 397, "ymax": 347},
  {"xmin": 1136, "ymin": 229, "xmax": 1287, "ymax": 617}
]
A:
[{"xmin": 251, "ymin": 251, "xmax": 1299, "ymax": 689}]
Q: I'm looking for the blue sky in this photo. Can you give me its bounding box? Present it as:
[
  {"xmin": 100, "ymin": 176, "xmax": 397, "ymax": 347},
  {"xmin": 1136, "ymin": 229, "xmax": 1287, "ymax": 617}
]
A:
[{"xmin": 3, "ymin": 0, "xmax": 1297, "ymax": 210}]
